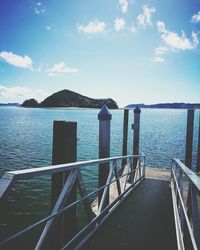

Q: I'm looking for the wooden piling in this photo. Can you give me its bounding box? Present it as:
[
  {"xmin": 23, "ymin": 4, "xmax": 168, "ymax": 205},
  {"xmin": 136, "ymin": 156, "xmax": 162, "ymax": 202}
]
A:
[
  {"xmin": 51, "ymin": 121, "xmax": 77, "ymax": 248},
  {"xmin": 196, "ymin": 112, "xmax": 200, "ymax": 172},
  {"xmin": 121, "ymin": 109, "xmax": 129, "ymax": 172},
  {"xmin": 98, "ymin": 105, "xmax": 111, "ymax": 207},
  {"xmin": 185, "ymin": 110, "xmax": 195, "ymax": 169}
]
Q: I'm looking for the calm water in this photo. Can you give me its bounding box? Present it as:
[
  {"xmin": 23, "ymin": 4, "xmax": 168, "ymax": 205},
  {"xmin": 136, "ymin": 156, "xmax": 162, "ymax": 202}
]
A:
[{"xmin": 0, "ymin": 107, "xmax": 199, "ymax": 245}]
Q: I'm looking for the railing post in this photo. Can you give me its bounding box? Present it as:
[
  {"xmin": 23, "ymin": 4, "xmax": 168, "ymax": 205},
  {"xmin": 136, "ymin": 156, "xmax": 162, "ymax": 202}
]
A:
[
  {"xmin": 121, "ymin": 109, "xmax": 129, "ymax": 172},
  {"xmin": 51, "ymin": 121, "xmax": 77, "ymax": 248},
  {"xmin": 132, "ymin": 106, "xmax": 141, "ymax": 180},
  {"xmin": 196, "ymin": 112, "xmax": 200, "ymax": 172},
  {"xmin": 185, "ymin": 109, "xmax": 195, "ymax": 169},
  {"xmin": 98, "ymin": 105, "xmax": 111, "ymax": 207}
]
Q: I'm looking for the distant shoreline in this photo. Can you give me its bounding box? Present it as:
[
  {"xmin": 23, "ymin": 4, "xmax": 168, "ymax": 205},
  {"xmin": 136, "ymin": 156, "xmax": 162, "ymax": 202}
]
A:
[
  {"xmin": 126, "ymin": 103, "xmax": 200, "ymax": 109},
  {"xmin": 1, "ymin": 102, "xmax": 200, "ymax": 110}
]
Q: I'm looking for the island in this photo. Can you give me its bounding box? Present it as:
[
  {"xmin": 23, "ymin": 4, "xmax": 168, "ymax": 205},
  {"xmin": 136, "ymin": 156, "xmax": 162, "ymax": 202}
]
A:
[
  {"xmin": 126, "ymin": 103, "xmax": 200, "ymax": 109},
  {"xmin": 22, "ymin": 89, "xmax": 118, "ymax": 109}
]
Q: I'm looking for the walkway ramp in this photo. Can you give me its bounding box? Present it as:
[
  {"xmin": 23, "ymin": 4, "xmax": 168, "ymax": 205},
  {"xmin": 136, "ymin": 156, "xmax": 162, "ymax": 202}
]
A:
[{"xmin": 82, "ymin": 168, "xmax": 177, "ymax": 250}]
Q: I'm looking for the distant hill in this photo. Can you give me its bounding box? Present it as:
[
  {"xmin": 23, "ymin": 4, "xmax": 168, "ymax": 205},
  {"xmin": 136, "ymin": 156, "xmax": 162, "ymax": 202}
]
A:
[
  {"xmin": 0, "ymin": 103, "xmax": 19, "ymax": 106},
  {"xmin": 22, "ymin": 89, "xmax": 118, "ymax": 109},
  {"xmin": 126, "ymin": 103, "xmax": 200, "ymax": 109}
]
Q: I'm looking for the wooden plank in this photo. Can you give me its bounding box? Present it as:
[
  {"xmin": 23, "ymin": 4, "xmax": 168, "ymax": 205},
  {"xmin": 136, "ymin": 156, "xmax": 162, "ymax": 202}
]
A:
[{"xmin": 145, "ymin": 167, "xmax": 171, "ymax": 181}]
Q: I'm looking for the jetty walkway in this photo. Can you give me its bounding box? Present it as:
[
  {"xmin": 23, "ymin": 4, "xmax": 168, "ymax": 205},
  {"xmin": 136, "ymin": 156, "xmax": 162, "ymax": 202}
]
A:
[{"xmin": 82, "ymin": 167, "xmax": 177, "ymax": 250}]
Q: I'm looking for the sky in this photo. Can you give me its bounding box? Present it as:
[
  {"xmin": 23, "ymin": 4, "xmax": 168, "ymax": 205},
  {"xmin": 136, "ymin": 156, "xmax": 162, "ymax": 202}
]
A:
[{"xmin": 0, "ymin": 0, "xmax": 200, "ymax": 107}]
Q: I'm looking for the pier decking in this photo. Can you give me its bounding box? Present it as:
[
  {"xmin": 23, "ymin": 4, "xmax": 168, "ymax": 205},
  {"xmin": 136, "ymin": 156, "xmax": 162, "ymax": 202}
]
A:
[{"xmin": 82, "ymin": 167, "xmax": 177, "ymax": 250}]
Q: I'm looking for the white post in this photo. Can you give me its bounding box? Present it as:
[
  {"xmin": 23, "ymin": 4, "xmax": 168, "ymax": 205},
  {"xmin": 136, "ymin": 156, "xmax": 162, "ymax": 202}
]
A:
[
  {"xmin": 98, "ymin": 105, "xmax": 111, "ymax": 207},
  {"xmin": 132, "ymin": 106, "xmax": 141, "ymax": 180}
]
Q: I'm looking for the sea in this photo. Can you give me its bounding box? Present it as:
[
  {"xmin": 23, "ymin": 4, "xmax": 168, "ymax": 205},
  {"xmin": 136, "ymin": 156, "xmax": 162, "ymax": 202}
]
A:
[{"xmin": 0, "ymin": 106, "xmax": 199, "ymax": 247}]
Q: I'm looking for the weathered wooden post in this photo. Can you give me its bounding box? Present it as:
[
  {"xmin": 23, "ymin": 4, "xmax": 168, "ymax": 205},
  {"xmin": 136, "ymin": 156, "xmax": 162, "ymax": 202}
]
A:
[
  {"xmin": 196, "ymin": 112, "xmax": 200, "ymax": 172},
  {"xmin": 132, "ymin": 106, "xmax": 141, "ymax": 179},
  {"xmin": 98, "ymin": 105, "xmax": 111, "ymax": 207},
  {"xmin": 121, "ymin": 109, "xmax": 129, "ymax": 172},
  {"xmin": 51, "ymin": 121, "xmax": 77, "ymax": 247},
  {"xmin": 185, "ymin": 109, "xmax": 195, "ymax": 169}
]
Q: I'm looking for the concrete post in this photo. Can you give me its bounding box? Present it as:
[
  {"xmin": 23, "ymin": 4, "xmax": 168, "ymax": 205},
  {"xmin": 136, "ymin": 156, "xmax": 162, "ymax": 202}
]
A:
[
  {"xmin": 121, "ymin": 109, "xmax": 129, "ymax": 172},
  {"xmin": 185, "ymin": 109, "xmax": 195, "ymax": 169},
  {"xmin": 98, "ymin": 105, "xmax": 111, "ymax": 207},
  {"xmin": 196, "ymin": 112, "xmax": 200, "ymax": 172}
]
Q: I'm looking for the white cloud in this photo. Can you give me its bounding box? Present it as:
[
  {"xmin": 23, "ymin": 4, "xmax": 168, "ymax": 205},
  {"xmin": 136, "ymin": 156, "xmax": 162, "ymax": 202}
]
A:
[
  {"xmin": 157, "ymin": 21, "xmax": 166, "ymax": 33},
  {"xmin": 155, "ymin": 46, "xmax": 168, "ymax": 56},
  {"xmin": 114, "ymin": 18, "xmax": 125, "ymax": 31},
  {"xmin": 157, "ymin": 21, "xmax": 199, "ymax": 50},
  {"xmin": 46, "ymin": 62, "xmax": 79, "ymax": 76},
  {"xmin": 119, "ymin": 0, "xmax": 128, "ymax": 13},
  {"xmin": 128, "ymin": 26, "xmax": 136, "ymax": 33},
  {"xmin": 191, "ymin": 11, "xmax": 200, "ymax": 23},
  {"xmin": 154, "ymin": 57, "xmax": 165, "ymax": 63},
  {"xmin": 46, "ymin": 26, "xmax": 51, "ymax": 30},
  {"xmin": 154, "ymin": 46, "xmax": 168, "ymax": 63},
  {"xmin": 137, "ymin": 5, "xmax": 156, "ymax": 28},
  {"xmin": 34, "ymin": 2, "xmax": 45, "ymax": 15},
  {"xmin": 0, "ymin": 85, "xmax": 48, "ymax": 102},
  {"xmin": 0, "ymin": 51, "xmax": 33, "ymax": 69},
  {"xmin": 77, "ymin": 20, "xmax": 106, "ymax": 34}
]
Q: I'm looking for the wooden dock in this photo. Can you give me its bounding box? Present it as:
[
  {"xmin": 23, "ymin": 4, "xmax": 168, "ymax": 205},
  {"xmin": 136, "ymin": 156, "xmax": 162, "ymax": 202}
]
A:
[{"xmin": 81, "ymin": 167, "xmax": 177, "ymax": 250}]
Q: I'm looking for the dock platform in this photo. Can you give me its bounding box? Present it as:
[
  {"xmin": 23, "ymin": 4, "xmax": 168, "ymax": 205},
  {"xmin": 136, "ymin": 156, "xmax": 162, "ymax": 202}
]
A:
[{"xmin": 82, "ymin": 167, "xmax": 177, "ymax": 250}]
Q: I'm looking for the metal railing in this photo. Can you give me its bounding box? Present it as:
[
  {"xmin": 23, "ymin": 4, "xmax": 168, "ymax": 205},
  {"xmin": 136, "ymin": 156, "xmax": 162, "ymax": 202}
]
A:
[
  {"xmin": 0, "ymin": 154, "xmax": 146, "ymax": 249},
  {"xmin": 171, "ymin": 158, "xmax": 200, "ymax": 250}
]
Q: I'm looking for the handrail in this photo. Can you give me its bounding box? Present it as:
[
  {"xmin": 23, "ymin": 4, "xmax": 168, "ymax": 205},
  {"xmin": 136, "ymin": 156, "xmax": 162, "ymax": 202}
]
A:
[
  {"xmin": 173, "ymin": 158, "xmax": 200, "ymax": 192},
  {"xmin": 0, "ymin": 154, "xmax": 146, "ymax": 249},
  {"xmin": 171, "ymin": 158, "xmax": 200, "ymax": 250},
  {"xmin": 0, "ymin": 154, "xmax": 139, "ymax": 200}
]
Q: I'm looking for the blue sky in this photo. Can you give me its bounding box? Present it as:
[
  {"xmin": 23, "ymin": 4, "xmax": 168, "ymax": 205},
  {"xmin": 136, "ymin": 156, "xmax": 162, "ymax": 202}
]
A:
[{"xmin": 0, "ymin": 0, "xmax": 200, "ymax": 107}]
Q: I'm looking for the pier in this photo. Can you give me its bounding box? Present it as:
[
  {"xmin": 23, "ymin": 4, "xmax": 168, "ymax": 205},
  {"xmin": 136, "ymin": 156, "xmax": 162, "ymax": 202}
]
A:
[{"xmin": 0, "ymin": 107, "xmax": 200, "ymax": 250}]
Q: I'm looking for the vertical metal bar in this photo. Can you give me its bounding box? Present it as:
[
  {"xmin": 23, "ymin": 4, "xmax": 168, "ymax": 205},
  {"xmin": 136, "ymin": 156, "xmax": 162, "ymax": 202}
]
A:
[
  {"xmin": 114, "ymin": 162, "xmax": 121, "ymax": 196},
  {"xmin": 77, "ymin": 171, "xmax": 95, "ymax": 222},
  {"xmin": 179, "ymin": 170, "xmax": 185, "ymax": 231},
  {"xmin": 36, "ymin": 170, "xmax": 78, "ymax": 250},
  {"xmin": 98, "ymin": 162, "xmax": 114, "ymax": 213},
  {"xmin": 190, "ymin": 184, "xmax": 200, "ymax": 248}
]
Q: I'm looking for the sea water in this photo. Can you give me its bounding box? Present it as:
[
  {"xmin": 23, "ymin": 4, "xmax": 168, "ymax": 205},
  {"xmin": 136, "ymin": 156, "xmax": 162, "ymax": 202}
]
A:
[{"xmin": 0, "ymin": 107, "xmax": 199, "ymax": 244}]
